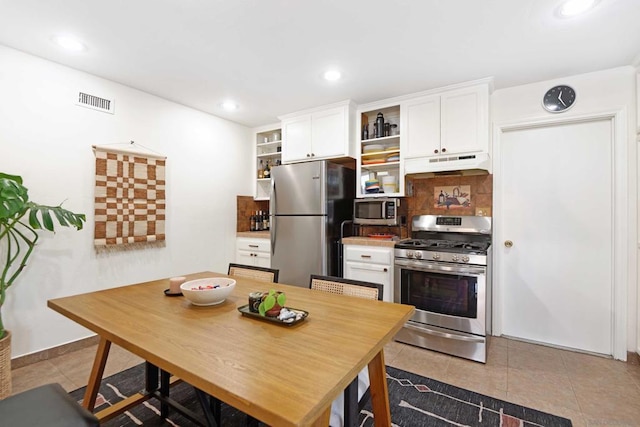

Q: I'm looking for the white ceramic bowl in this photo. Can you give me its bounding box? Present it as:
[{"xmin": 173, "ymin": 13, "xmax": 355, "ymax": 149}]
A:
[{"xmin": 180, "ymin": 277, "xmax": 236, "ymax": 306}]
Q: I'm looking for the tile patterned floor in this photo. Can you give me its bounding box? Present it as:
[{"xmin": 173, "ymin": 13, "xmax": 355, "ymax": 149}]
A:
[{"xmin": 11, "ymin": 337, "xmax": 640, "ymax": 426}]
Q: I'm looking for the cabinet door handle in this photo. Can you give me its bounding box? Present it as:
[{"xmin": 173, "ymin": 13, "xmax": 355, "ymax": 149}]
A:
[
  {"xmin": 442, "ymin": 148, "xmax": 447, "ymax": 153},
  {"xmin": 307, "ymin": 153, "xmax": 311, "ymax": 157},
  {"xmin": 434, "ymin": 149, "xmax": 439, "ymax": 154},
  {"xmin": 249, "ymin": 245, "xmax": 259, "ymax": 248},
  {"xmin": 383, "ymin": 268, "xmax": 388, "ymax": 272},
  {"xmin": 360, "ymin": 255, "xmax": 371, "ymax": 259}
]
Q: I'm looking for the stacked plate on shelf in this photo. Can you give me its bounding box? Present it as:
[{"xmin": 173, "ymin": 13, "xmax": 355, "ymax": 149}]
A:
[
  {"xmin": 363, "ymin": 144, "xmax": 384, "ymax": 153},
  {"xmin": 385, "ymin": 145, "xmax": 400, "ymax": 162}
]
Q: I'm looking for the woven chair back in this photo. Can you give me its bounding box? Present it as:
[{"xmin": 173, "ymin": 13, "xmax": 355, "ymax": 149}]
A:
[
  {"xmin": 309, "ymin": 275, "xmax": 382, "ymax": 301},
  {"xmin": 228, "ymin": 263, "xmax": 279, "ymax": 283}
]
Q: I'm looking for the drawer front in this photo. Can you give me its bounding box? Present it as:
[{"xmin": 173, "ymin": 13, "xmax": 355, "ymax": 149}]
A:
[
  {"xmin": 344, "ymin": 245, "xmax": 391, "ymax": 265},
  {"xmin": 237, "ymin": 238, "xmax": 270, "ymax": 253}
]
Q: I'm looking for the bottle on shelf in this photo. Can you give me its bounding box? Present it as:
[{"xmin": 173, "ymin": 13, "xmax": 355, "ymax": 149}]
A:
[
  {"xmin": 264, "ymin": 212, "xmax": 270, "ymax": 230},
  {"xmin": 263, "ymin": 160, "xmax": 271, "ymax": 179},
  {"xmin": 375, "ymin": 112, "xmax": 385, "ymax": 138},
  {"xmin": 257, "ymin": 210, "xmax": 263, "ymax": 231},
  {"xmin": 362, "ymin": 123, "xmax": 369, "ymax": 140},
  {"xmin": 258, "ymin": 160, "xmax": 264, "ymax": 179},
  {"xmin": 250, "ymin": 213, "xmax": 256, "ymax": 231}
]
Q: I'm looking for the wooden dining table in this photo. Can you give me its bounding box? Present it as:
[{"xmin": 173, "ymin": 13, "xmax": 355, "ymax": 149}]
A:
[{"xmin": 48, "ymin": 271, "xmax": 414, "ymax": 426}]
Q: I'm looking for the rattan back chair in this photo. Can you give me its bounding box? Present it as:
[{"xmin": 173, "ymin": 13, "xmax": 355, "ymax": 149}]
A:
[
  {"xmin": 228, "ymin": 263, "xmax": 279, "ymax": 283},
  {"xmin": 309, "ymin": 274, "xmax": 383, "ymax": 301},
  {"xmin": 308, "ymin": 274, "xmax": 383, "ymax": 427}
]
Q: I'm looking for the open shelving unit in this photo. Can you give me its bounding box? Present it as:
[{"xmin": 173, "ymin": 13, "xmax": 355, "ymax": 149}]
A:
[
  {"xmin": 254, "ymin": 125, "xmax": 282, "ymax": 200},
  {"xmin": 356, "ymin": 104, "xmax": 403, "ymax": 197}
]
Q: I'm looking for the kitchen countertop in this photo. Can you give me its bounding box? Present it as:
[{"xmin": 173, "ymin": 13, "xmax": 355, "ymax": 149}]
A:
[
  {"xmin": 238, "ymin": 232, "xmax": 397, "ymax": 247},
  {"xmin": 342, "ymin": 236, "xmax": 397, "ymax": 248},
  {"xmin": 236, "ymin": 231, "xmax": 270, "ymax": 238}
]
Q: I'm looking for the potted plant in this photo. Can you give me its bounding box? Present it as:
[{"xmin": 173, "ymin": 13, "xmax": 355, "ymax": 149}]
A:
[
  {"xmin": 258, "ymin": 289, "xmax": 286, "ymax": 317},
  {"xmin": 0, "ymin": 172, "xmax": 86, "ymax": 398}
]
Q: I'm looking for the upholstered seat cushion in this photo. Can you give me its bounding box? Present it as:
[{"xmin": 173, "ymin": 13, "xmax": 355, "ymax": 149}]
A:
[{"xmin": 0, "ymin": 383, "xmax": 99, "ymax": 427}]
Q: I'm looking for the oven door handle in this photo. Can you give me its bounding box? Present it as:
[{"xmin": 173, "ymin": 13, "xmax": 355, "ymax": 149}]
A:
[
  {"xmin": 404, "ymin": 322, "xmax": 485, "ymax": 343},
  {"xmin": 395, "ymin": 259, "xmax": 486, "ymax": 276}
]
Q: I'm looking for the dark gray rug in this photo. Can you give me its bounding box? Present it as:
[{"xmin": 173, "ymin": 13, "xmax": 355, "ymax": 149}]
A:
[{"xmin": 70, "ymin": 364, "xmax": 573, "ymax": 426}]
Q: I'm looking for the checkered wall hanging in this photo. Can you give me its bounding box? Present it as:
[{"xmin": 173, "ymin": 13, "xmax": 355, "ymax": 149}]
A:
[{"xmin": 93, "ymin": 145, "xmax": 166, "ymax": 246}]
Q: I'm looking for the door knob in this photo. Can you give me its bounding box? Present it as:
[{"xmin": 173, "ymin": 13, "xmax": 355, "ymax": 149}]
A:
[{"xmin": 504, "ymin": 240, "xmax": 513, "ymax": 248}]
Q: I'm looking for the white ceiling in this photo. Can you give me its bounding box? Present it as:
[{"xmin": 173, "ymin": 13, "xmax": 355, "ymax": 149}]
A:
[{"xmin": 0, "ymin": 0, "xmax": 638, "ymax": 127}]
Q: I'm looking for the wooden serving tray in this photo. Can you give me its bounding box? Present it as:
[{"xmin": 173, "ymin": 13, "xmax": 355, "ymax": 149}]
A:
[{"xmin": 237, "ymin": 305, "xmax": 308, "ymax": 326}]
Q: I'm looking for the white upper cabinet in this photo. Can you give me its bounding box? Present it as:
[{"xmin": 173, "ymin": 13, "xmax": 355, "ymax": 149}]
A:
[
  {"xmin": 281, "ymin": 115, "xmax": 311, "ymax": 163},
  {"xmin": 440, "ymin": 85, "xmax": 489, "ymax": 155},
  {"xmin": 279, "ymin": 100, "xmax": 355, "ymax": 163},
  {"xmin": 310, "ymin": 107, "xmax": 346, "ymax": 158},
  {"xmin": 402, "ymin": 83, "xmax": 489, "ymax": 159},
  {"xmin": 402, "ymin": 94, "xmax": 440, "ymax": 159}
]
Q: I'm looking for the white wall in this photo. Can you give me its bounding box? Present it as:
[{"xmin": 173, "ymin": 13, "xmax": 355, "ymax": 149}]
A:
[
  {"xmin": 491, "ymin": 66, "xmax": 638, "ymax": 353},
  {"xmin": 0, "ymin": 45, "xmax": 253, "ymax": 357}
]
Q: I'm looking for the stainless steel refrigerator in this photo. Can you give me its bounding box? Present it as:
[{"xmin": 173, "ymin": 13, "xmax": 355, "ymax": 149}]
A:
[{"xmin": 270, "ymin": 160, "xmax": 355, "ymax": 287}]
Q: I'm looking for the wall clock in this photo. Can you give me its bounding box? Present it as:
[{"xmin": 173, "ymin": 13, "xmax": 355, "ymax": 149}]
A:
[{"xmin": 543, "ymin": 85, "xmax": 576, "ymax": 113}]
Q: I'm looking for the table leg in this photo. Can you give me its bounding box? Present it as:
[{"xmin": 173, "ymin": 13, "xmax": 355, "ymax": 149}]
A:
[
  {"xmin": 160, "ymin": 369, "xmax": 170, "ymax": 418},
  {"xmin": 368, "ymin": 349, "xmax": 391, "ymax": 427},
  {"xmin": 82, "ymin": 337, "xmax": 111, "ymax": 411},
  {"xmin": 344, "ymin": 378, "xmax": 358, "ymax": 427}
]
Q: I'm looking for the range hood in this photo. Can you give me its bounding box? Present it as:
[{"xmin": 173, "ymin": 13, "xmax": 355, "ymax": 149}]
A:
[{"xmin": 404, "ymin": 152, "xmax": 491, "ymax": 175}]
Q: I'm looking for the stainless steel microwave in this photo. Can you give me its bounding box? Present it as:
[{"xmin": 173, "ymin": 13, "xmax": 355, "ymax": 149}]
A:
[{"xmin": 353, "ymin": 198, "xmax": 402, "ymax": 226}]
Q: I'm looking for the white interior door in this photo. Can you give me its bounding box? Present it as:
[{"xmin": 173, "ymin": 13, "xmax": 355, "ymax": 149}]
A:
[{"xmin": 498, "ymin": 119, "xmax": 613, "ymax": 355}]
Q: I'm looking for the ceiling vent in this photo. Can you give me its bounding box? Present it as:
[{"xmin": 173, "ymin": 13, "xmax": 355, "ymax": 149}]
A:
[{"xmin": 76, "ymin": 91, "xmax": 114, "ymax": 114}]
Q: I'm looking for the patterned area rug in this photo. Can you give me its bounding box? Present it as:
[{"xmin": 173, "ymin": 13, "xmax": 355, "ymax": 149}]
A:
[
  {"xmin": 361, "ymin": 367, "xmax": 572, "ymax": 426},
  {"xmin": 69, "ymin": 364, "xmax": 573, "ymax": 426}
]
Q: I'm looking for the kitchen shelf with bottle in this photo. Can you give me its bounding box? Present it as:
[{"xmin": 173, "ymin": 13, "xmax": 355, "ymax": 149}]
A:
[
  {"xmin": 357, "ymin": 104, "xmax": 403, "ymax": 198},
  {"xmin": 254, "ymin": 124, "xmax": 282, "ymax": 200}
]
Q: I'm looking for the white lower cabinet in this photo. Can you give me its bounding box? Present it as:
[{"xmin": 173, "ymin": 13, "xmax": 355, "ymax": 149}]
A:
[
  {"xmin": 236, "ymin": 237, "xmax": 271, "ymax": 268},
  {"xmin": 343, "ymin": 245, "xmax": 393, "ymax": 302}
]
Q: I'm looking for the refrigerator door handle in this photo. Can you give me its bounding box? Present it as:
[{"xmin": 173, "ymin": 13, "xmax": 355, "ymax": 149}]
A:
[{"xmin": 270, "ymin": 178, "xmax": 276, "ymax": 255}]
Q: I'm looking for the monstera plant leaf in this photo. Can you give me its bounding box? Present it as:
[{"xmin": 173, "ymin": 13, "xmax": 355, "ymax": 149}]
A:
[
  {"xmin": 0, "ymin": 173, "xmax": 28, "ymax": 220},
  {"xmin": 0, "ymin": 172, "xmax": 86, "ymax": 339}
]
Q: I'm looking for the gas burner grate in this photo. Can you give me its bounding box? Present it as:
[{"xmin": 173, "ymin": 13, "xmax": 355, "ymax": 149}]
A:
[{"xmin": 395, "ymin": 238, "xmax": 490, "ymax": 253}]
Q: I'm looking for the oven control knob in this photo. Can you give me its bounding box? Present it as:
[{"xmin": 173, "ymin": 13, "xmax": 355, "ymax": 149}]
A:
[
  {"xmin": 407, "ymin": 251, "xmax": 415, "ymax": 259},
  {"xmin": 451, "ymin": 254, "xmax": 459, "ymax": 261},
  {"xmin": 461, "ymin": 255, "xmax": 470, "ymax": 263},
  {"xmin": 415, "ymin": 251, "xmax": 423, "ymax": 259},
  {"xmin": 432, "ymin": 253, "xmax": 440, "ymax": 260}
]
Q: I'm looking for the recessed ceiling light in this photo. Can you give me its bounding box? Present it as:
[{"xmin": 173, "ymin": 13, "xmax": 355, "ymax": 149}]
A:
[
  {"xmin": 52, "ymin": 35, "xmax": 86, "ymax": 52},
  {"xmin": 221, "ymin": 101, "xmax": 239, "ymax": 111},
  {"xmin": 558, "ymin": 0, "xmax": 599, "ymax": 17},
  {"xmin": 323, "ymin": 69, "xmax": 342, "ymax": 81}
]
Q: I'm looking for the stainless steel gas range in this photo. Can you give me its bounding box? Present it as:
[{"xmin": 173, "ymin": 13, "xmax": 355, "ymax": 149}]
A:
[{"xmin": 393, "ymin": 215, "xmax": 492, "ymax": 363}]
